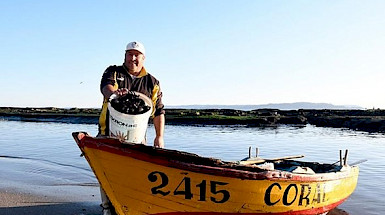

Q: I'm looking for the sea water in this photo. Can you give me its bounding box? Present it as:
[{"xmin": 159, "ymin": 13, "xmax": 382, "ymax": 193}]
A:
[{"xmin": 0, "ymin": 120, "xmax": 384, "ymax": 215}]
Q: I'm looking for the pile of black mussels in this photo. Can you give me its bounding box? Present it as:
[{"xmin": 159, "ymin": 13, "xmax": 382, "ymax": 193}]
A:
[{"xmin": 110, "ymin": 92, "xmax": 151, "ymax": 115}]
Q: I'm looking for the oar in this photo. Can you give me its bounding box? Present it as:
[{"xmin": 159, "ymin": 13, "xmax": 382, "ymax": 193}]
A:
[
  {"xmin": 349, "ymin": 159, "xmax": 368, "ymax": 166},
  {"xmin": 239, "ymin": 154, "xmax": 305, "ymax": 165}
]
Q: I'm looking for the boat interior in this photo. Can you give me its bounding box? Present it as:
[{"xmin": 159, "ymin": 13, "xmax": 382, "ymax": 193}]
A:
[
  {"xmin": 101, "ymin": 135, "xmax": 341, "ymax": 174},
  {"xmin": 76, "ymin": 132, "xmax": 345, "ymax": 175}
]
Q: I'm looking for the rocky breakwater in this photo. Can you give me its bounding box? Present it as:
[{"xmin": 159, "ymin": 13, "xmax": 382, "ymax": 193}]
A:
[
  {"xmin": 0, "ymin": 107, "xmax": 100, "ymax": 124},
  {"xmin": 302, "ymin": 109, "xmax": 385, "ymax": 133},
  {"xmin": 1, "ymin": 107, "xmax": 385, "ymax": 133},
  {"xmin": 165, "ymin": 109, "xmax": 308, "ymax": 127},
  {"xmin": 166, "ymin": 108, "xmax": 385, "ymax": 133}
]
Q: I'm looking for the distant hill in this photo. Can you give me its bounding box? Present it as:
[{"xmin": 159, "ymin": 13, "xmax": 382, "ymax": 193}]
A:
[{"xmin": 166, "ymin": 102, "xmax": 363, "ymax": 111}]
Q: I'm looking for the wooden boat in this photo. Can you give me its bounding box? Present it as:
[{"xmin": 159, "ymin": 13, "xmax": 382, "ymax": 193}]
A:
[{"xmin": 72, "ymin": 132, "xmax": 359, "ymax": 215}]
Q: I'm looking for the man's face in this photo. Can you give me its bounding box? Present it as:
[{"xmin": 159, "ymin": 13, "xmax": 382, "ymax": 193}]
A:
[{"xmin": 124, "ymin": 50, "xmax": 145, "ymax": 74}]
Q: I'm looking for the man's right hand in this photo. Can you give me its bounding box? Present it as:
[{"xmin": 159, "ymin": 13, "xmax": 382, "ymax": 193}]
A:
[
  {"xmin": 102, "ymin": 85, "xmax": 129, "ymax": 100},
  {"xmin": 114, "ymin": 88, "xmax": 129, "ymax": 97}
]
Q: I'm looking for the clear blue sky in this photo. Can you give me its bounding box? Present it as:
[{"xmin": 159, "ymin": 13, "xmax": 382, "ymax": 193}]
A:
[{"xmin": 1, "ymin": 0, "xmax": 384, "ymax": 108}]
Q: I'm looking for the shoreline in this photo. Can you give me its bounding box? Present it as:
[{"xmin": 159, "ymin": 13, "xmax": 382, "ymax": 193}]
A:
[
  {"xmin": 0, "ymin": 189, "xmax": 100, "ymax": 215},
  {"xmin": 1, "ymin": 107, "xmax": 384, "ymax": 133}
]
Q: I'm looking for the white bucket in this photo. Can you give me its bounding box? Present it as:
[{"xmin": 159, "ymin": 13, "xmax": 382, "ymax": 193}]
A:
[{"xmin": 108, "ymin": 92, "xmax": 153, "ymax": 144}]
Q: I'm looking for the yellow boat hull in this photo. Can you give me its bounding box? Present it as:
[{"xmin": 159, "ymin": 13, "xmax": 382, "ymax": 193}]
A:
[{"xmin": 73, "ymin": 132, "xmax": 359, "ymax": 215}]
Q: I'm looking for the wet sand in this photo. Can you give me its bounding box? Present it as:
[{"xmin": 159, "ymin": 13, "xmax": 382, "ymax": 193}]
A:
[{"xmin": 0, "ymin": 189, "xmax": 100, "ymax": 215}]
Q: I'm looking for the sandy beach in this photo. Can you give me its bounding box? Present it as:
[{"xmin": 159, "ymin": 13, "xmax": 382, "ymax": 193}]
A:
[{"xmin": 0, "ymin": 189, "xmax": 100, "ymax": 215}]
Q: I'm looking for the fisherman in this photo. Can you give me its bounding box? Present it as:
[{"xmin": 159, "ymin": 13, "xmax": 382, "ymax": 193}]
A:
[{"xmin": 98, "ymin": 41, "xmax": 165, "ymax": 215}]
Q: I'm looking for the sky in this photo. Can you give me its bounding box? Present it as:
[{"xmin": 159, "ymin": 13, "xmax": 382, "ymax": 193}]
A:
[{"xmin": 1, "ymin": 0, "xmax": 384, "ymax": 109}]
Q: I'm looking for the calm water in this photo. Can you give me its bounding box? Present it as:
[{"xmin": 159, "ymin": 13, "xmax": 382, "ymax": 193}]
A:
[{"xmin": 0, "ymin": 120, "xmax": 384, "ymax": 214}]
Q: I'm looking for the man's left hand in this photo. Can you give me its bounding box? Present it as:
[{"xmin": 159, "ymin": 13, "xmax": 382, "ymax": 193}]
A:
[{"xmin": 154, "ymin": 136, "xmax": 164, "ymax": 148}]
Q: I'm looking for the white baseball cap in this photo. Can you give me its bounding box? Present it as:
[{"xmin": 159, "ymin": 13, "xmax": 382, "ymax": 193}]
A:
[{"xmin": 126, "ymin": 41, "xmax": 145, "ymax": 56}]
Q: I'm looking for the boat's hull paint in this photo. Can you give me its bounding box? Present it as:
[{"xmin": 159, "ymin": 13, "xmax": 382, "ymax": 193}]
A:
[{"xmin": 74, "ymin": 133, "xmax": 359, "ymax": 215}]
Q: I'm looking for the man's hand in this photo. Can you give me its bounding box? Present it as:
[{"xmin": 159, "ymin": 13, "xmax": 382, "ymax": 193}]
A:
[
  {"xmin": 153, "ymin": 114, "xmax": 165, "ymax": 148},
  {"xmin": 154, "ymin": 136, "xmax": 164, "ymax": 148},
  {"xmin": 114, "ymin": 88, "xmax": 129, "ymax": 97},
  {"xmin": 102, "ymin": 85, "xmax": 129, "ymax": 100}
]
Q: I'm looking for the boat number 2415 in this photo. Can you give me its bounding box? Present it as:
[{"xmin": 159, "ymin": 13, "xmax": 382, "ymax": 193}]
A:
[{"xmin": 147, "ymin": 171, "xmax": 230, "ymax": 203}]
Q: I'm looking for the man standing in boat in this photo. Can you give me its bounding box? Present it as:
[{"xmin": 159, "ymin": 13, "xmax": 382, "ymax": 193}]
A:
[
  {"xmin": 98, "ymin": 41, "xmax": 165, "ymax": 215},
  {"xmin": 98, "ymin": 41, "xmax": 165, "ymax": 147}
]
